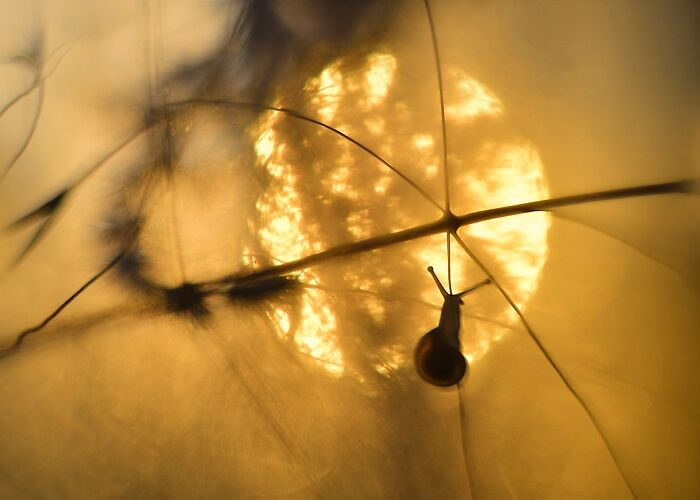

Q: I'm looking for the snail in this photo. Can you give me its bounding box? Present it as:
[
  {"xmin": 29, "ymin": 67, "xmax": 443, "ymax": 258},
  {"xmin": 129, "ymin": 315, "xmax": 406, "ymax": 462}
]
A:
[{"xmin": 414, "ymin": 266, "xmax": 490, "ymax": 387}]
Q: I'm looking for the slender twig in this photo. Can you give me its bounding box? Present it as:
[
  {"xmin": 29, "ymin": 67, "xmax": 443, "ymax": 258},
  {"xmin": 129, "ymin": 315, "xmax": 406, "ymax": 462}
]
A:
[
  {"xmin": 166, "ymin": 98, "xmax": 445, "ymax": 213},
  {"xmin": 1, "ymin": 82, "xmax": 45, "ymax": 180},
  {"xmin": 0, "ymin": 74, "xmax": 39, "ymax": 118},
  {"xmin": 457, "ymin": 385, "xmax": 477, "ymax": 499},
  {"xmin": 455, "ymin": 179, "xmax": 695, "ymax": 226},
  {"xmin": 1, "ymin": 42, "xmax": 74, "ymax": 180},
  {"xmin": 550, "ymin": 211, "xmax": 696, "ymax": 291},
  {"xmin": 447, "ymin": 232, "xmax": 453, "ymax": 293},
  {"xmin": 423, "ymin": 0, "xmax": 450, "ymax": 214},
  {"xmin": 0, "ymin": 252, "xmax": 125, "ymax": 356},
  {"xmin": 7, "ymin": 127, "xmax": 147, "ymax": 265},
  {"xmin": 451, "ymin": 232, "xmax": 638, "ymax": 499},
  {"xmin": 208, "ymin": 179, "xmax": 694, "ymax": 286},
  {"xmin": 0, "ymin": 41, "xmax": 73, "ymax": 119}
]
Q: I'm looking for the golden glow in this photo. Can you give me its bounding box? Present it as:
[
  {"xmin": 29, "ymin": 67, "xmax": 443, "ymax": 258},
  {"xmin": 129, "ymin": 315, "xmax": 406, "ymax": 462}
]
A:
[
  {"xmin": 364, "ymin": 116, "xmax": 385, "ymax": 135},
  {"xmin": 254, "ymin": 112, "xmax": 312, "ymax": 263},
  {"xmin": 412, "ymin": 134, "xmax": 434, "ymax": 150},
  {"xmin": 305, "ymin": 52, "xmax": 397, "ymax": 121},
  {"xmin": 458, "ymin": 142, "xmax": 550, "ymax": 362},
  {"xmin": 344, "ymin": 269, "xmax": 380, "ymax": 292},
  {"xmin": 365, "ymin": 295, "xmax": 386, "ymax": 323},
  {"xmin": 375, "ymin": 345, "xmax": 405, "ymax": 377},
  {"xmin": 362, "ymin": 53, "xmax": 397, "ymax": 109},
  {"xmin": 254, "ymin": 111, "xmax": 340, "ymax": 375},
  {"xmin": 267, "ymin": 289, "xmax": 344, "ymax": 376},
  {"xmin": 322, "ymin": 161, "xmax": 360, "ymax": 200},
  {"xmin": 295, "ymin": 289, "xmax": 344, "ymax": 375},
  {"xmin": 346, "ymin": 211, "xmax": 371, "ymax": 239},
  {"xmin": 446, "ymin": 69, "xmax": 503, "ymax": 121},
  {"xmin": 271, "ymin": 307, "xmax": 291, "ymax": 335},
  {"xmin": 307, "ymin": 61, "xmax": 343, "ymax": 123},
  {"xmin": 255, "ymin": 55, "xmax": 398, "ymax": 375},
  {"xmin": 409, "ymin": 133, "xmax": 439, "ymax": 180},
  {"xmin": 254, "ymin": 52, "xmax": 547, "ymax": 377},
  {"xmin": 373, "ymin": 175, "xmax": 391, "ymax": 195},
  {"xmin": 464, "ymin": 325, "xmax": 510, "ymax": 364},
  {"xmin": 254, "ymin": 129, "xmax": 275, "ymax": 163}
]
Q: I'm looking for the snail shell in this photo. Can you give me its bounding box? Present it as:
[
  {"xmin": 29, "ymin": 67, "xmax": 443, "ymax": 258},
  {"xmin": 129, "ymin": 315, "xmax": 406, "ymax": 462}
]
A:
[{"xmin": 414, "ymin": 327, "xmax": 468, "ymax": 387}]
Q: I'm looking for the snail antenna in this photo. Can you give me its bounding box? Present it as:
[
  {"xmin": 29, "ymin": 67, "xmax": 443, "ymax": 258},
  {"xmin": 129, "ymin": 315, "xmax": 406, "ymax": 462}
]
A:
[
  {"xmin": 456, "ymin": 278, "xmax": 491, "ymax": 298},
  {"xmin": 427, "ymin": 266, "xmax": 449, "ymax": 299}
]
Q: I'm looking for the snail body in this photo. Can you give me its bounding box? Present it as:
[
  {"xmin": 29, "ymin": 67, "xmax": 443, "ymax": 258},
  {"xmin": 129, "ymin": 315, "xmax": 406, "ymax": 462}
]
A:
[
  {"xmin": 414, "ymin": 267, "xmax": 490, "ymax": 387},
  {"xmin": 414, "ymin": 326, "xmax": 467, "ymax": 387}
]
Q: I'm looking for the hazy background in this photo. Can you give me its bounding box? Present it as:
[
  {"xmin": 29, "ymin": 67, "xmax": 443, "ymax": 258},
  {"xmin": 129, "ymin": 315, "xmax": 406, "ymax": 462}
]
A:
[{"xmin": 0, "ymin": 1, "xmax": 698, "ymax": 498}]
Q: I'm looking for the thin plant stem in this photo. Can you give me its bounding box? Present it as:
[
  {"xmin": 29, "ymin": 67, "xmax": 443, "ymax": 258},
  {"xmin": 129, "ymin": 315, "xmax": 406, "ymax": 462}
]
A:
[{"xmin": 208, "ymin": 179, "xmax": 694, "ymax": 286}]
